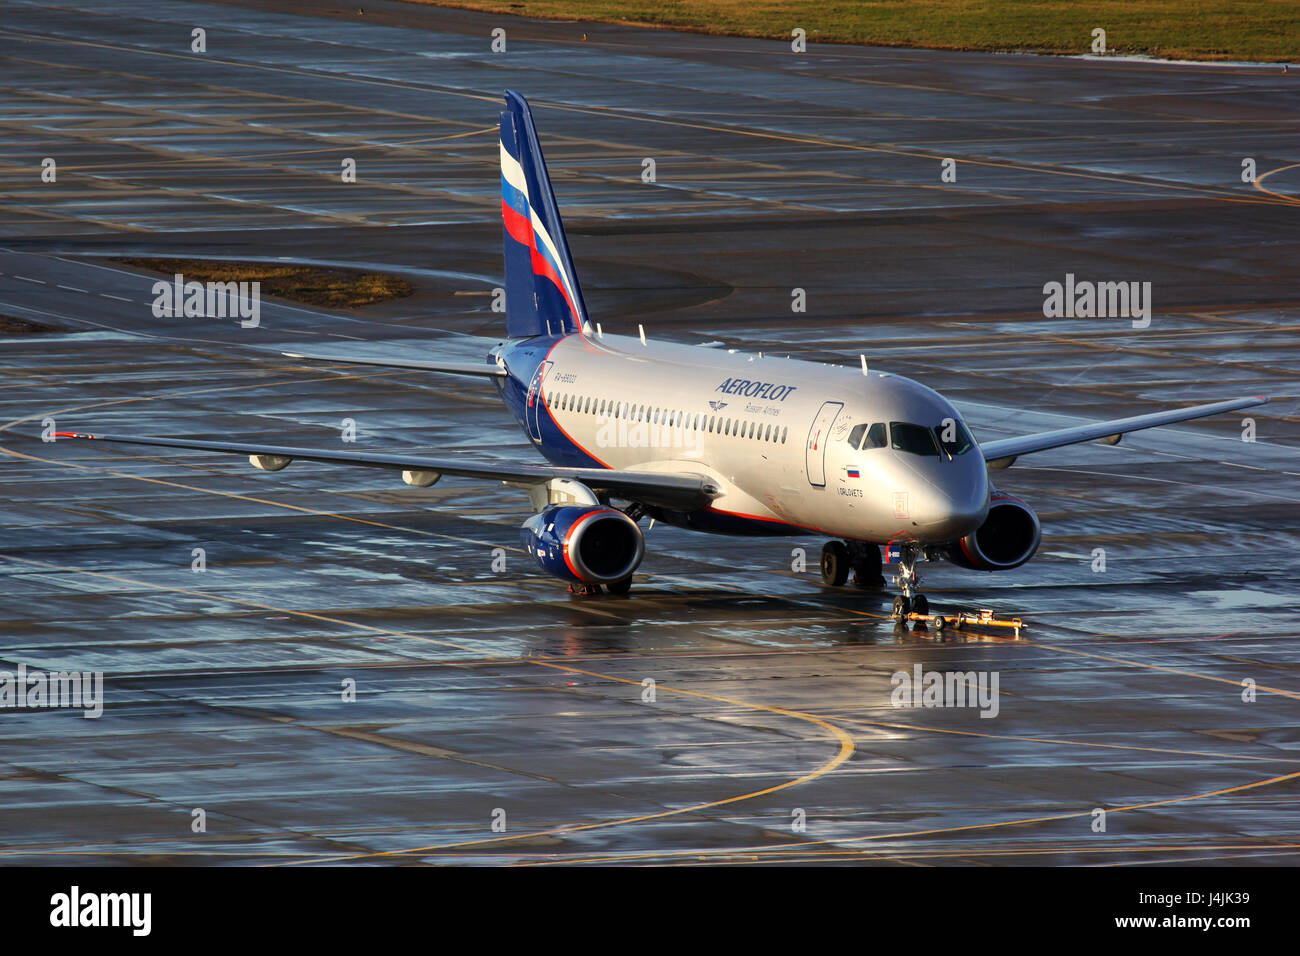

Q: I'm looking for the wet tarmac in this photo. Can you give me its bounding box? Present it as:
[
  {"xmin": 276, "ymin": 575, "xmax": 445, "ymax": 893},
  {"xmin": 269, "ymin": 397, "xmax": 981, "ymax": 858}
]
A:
[{"xmin": 0, "ymin": 0, "xmax": 1297, "ymax": 865}]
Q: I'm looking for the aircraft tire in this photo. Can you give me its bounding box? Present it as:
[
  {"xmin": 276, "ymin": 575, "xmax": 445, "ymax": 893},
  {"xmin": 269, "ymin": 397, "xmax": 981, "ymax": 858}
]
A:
[{"xmin": 820, "ymin": 541, "xmax": 850, "ymax": 586}]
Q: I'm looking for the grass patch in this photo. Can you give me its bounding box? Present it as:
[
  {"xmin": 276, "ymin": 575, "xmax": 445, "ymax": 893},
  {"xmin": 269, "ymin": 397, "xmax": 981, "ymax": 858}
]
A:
[
  {"xmin": 0, "ymin": 314, "xmax": 63, "ymax": 335},
  {"xmin": 416, "ymin": 1, "xmax": 1299, "ymax": 61},
  {"xmin": 115, "ymin": 258, "xmax": 415, "ymax": 309}
]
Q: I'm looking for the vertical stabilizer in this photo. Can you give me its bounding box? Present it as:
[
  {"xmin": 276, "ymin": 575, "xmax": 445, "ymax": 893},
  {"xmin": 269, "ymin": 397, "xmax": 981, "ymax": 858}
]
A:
[{"xmin": 499, "ymin": 90, "xmax": 588, "ymax": 338}]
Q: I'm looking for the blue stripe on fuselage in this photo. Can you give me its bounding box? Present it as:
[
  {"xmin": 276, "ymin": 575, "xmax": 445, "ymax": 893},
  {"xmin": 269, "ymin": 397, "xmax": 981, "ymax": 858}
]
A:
[{"xmin": 497, "ymin": 335, "xmax": 607, "ymax": 469}]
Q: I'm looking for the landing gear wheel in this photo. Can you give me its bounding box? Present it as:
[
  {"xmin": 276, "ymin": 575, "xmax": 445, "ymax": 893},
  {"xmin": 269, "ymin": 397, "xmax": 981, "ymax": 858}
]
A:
[
  {"xmin": 892, "ymin": 595, "xmax": 912, "ymax": 621},
  {"xmin": 821, "ymin": 541, "xmax": 850, "ymax": 587},
  {"xmin": 912, "ymin": 593, "xmax": 929, "ymax": 617},
  {"xmin": 851, "ymin": 543, "xmax": 886, "ymax": 589},
  {"xmin": 606, "ymin": 576, "xmax": 632, "ymax": 596}
]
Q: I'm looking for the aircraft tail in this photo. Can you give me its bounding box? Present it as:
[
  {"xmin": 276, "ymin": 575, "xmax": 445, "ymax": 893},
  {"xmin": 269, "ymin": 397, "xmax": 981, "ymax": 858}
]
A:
[{"xmin": 499, "ymin": 90, "xmax": 588, "ymax": 339}]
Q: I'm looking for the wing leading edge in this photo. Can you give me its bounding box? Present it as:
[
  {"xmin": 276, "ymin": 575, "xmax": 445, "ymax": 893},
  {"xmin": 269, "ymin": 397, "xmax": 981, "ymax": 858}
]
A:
[
  {"xmin": 979, "ymin": 395, "xmax": 1268, "ymax": 468},
  {"xmin": 281, "ymin": 351, "xmax": 507, "ymax": 377},
  {"xmin": 54, "ymin": 432, "xmax": 719, "ymax": 510}
]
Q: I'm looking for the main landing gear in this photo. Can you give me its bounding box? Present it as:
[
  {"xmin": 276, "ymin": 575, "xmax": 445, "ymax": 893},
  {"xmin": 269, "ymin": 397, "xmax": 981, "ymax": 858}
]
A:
[
  {"xmin": 820, "ymin": 539, "xmax": 930, "ymax": 622},
  {"xmin": 820, "ymin": 540, "xmax": 887, "ymax": 590},
  {"xmin": 889, "ymin": 541, "xmax": 928, "ymax": 621}
]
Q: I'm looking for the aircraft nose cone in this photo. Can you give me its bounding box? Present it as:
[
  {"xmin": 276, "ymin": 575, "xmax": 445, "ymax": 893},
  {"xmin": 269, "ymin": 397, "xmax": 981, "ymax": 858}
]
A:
[
  {"xmin": 903, "ymin": 460, "xmax": 989, "ymax": 541},
  {"xmin": 917, "ymin": 485, "xmax": 988, "ymax": 540}
]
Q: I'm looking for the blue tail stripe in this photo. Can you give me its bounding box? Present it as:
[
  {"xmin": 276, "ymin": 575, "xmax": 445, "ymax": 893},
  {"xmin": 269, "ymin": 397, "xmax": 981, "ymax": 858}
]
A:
[{"xmin": 499, "ymin": 90, "xmax": 588, "ymax": 339}]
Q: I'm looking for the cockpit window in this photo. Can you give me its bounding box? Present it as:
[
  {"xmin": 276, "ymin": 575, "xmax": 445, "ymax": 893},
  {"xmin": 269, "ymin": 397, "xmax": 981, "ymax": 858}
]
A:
[
  {"xmin": 890, "ymin": 421, "xmax": 940, "ymax": 457},
  {"xmin": 847, "ymin": 422, "xmax": 888, "ymax": 450},
  {"xmin": 933, "ymin": 420, "xmax": 974, "ymax": 456}
]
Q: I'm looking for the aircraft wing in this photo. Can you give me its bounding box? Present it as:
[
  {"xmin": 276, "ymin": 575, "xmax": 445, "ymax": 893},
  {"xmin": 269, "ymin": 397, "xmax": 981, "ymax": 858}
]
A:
[
  {"xmin": 54, "ymin": 432, "xmax": 719, "ymax": 510},
  {"xmin": 979, "ymin": 395, "xmax": 1268, "ymax": 468},
  {"xmin": 281, "ymin": 350, "xmax": 507, "ymax": 377}
]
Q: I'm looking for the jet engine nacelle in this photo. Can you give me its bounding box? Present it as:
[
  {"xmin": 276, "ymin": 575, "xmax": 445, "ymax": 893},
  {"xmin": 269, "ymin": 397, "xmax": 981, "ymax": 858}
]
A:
[
  {"xmin": 944, "ymin": 493, "xmax": 1041, "ymax": 571},
  {"xmin": 521, "ymin": 505, "xmax": 645, "ymax": 585}
]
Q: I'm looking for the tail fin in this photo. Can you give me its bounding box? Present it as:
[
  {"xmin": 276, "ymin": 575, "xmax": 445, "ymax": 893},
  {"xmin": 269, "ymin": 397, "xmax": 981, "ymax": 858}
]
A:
[{"xmin": 499, "ymin": 91, "xmax": 589, "ymax": 339}]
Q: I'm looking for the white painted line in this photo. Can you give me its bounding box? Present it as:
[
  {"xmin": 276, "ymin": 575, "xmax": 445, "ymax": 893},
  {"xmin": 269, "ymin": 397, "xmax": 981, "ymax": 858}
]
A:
[
  {"xmin": 98, "ymin": 293, "xmax": 132, "ymax": 302},
  {"xmin": 14, "ymin": 275, "xmax": 45, "ymax": 284},
  {"xmin": 57, "ymin": 284, "xmax": 88, "ymax": 293}
]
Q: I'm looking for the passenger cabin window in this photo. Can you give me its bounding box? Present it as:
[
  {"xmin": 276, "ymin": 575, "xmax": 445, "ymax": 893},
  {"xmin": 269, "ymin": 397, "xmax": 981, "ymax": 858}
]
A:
[{"xmin": 890, "ymin": 421, "xmax": 940, "ymax": 457}]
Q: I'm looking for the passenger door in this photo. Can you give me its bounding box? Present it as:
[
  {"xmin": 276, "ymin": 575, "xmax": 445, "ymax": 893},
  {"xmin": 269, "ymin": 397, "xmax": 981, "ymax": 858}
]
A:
[
  {"xmin": 805, "ymin": 401, "xmax": 843, "ymax": 487},
  {"xmin": 526, "ymin": 361, "xmax": 552, "ymax": 442}
]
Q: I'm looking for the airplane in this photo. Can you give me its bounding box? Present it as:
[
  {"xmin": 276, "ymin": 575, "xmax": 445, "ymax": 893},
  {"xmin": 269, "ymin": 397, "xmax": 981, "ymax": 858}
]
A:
[{"xmin": 57, "ymin": 91, "xmax": 1268, "ymax": 620}]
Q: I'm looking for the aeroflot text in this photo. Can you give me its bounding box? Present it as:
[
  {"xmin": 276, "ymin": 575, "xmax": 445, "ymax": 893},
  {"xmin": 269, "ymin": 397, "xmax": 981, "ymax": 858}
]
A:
[
  {"xmin": 151, "ymin": 273, "xmax": 261, "ymax": 328},
  {"xmin": 50, "ymin": 886, "xmax": 151, "ymax": 936},
  {"xmin": 715, "ymin": 378, "xmax": 798, "ymax": 401}
]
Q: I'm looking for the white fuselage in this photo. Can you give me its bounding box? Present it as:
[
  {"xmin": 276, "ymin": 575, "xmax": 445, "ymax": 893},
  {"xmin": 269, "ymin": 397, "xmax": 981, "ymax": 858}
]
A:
[{"xmin": 512, "ymin": 332, "xmax": 990, "ymax": 544}]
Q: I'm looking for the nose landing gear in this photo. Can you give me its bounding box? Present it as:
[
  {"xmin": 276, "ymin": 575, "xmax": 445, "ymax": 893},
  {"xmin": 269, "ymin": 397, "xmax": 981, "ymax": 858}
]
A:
[{"xmin": 889, "ymin": 541, "xmax": 928, "ymax": 621}]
